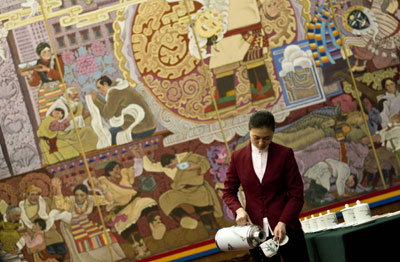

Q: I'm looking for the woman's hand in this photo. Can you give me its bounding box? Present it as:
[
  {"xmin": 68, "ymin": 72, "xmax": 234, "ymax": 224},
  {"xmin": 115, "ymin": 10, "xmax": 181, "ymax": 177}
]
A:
[
  {"xmin": 235, "ymin": 207, "xmax": 253, "ymax": 226},
  {"xmin": 35, "ymin": 64, "xmax": 50, "ymax": 73},
  {"xmin": 273, "ymin": 221, "xmax": 286, "ymax": 243}
]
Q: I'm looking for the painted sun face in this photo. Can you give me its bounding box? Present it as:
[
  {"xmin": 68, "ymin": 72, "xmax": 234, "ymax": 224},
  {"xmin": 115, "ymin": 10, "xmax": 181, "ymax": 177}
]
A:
[
  {"xmin": 347, "ymin": 10, "xmax": 370, "ymax": 30},
  {"xmin": 195, "ymin": 9, "xmax": 223, "ymax": 38}
]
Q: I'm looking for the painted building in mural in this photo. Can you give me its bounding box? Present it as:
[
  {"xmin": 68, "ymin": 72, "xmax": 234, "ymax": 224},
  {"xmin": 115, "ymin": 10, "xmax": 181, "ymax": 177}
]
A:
[{"xmin": 0, "ymin": 0, "xmax": 399, "ymax": 261}]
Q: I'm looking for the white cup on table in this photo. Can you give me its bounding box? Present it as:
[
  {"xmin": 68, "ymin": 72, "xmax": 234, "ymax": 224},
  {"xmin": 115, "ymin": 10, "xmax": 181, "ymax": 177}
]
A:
[
  {"xmin": 341, "ymin": 204, "xmax": 357, "ymax": 225},
  {"xmin": 300, "ymin": 217, "xmax": 311, "ymax": 233},
  {"xmin": 309, "ymin": 215, "xmax": 319, "ymax": 232},
  {"xmin": 353, "ymin": 200, "xmax": 372, "ymax": 224},
  {"xmin": 316, "ymin": 213, "xmax": 326, "ymax": 230},
  {"xmin": 323, "ymin": 210, "xmax": 338, "ymax": 229}
]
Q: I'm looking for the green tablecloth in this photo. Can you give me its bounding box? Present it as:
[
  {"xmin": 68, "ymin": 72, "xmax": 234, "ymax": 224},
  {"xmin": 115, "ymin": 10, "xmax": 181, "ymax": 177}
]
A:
[{"xmin": 305, "ymin": 213, "xmax": 400, "ymax": 262}]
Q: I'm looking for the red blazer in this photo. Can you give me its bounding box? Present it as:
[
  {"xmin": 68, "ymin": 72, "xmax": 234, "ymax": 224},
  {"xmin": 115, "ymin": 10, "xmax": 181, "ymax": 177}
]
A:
[{"xmin": 223, "ymin": 142, "xmax": 304, "ymax": 230}]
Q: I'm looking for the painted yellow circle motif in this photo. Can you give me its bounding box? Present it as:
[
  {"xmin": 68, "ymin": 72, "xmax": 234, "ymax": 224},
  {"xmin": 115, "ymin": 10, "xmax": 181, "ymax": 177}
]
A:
[
  {"xmin": 130, "ymin": 0, "xmax": 217, "ymax": 121},
  {"xmin": 195, "ymin": 9, "xmax": 223, "ymax": 38}
]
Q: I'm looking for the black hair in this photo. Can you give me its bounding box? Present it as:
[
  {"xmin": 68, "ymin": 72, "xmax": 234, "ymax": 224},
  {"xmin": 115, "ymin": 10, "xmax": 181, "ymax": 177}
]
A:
[
  {"xmin": 52, "ymin": 107, "xmax": 65, "ymax": 118},
  {"xmin": 97, "ymin": 75, "xmax": 112, "ymax": 87},
  {"xmin": 377, "ymin": 98, "xmax": 387, "ymax": 113},
  {"xmin": 104, "ymin": 161, "xmax": 120, "ymax": 177},
  {"xmin": 73, "ymin": 184, "xmax": 88, "ymax": 194},
  {"xmin": 381, "ymin": 77, "xmax": 396, "ymax": 90},
  {"xmin": 36, "ymin": 42, "xmax": 50, "ymax": 55},
  {"xmin": 248, "ymin": 110, "xmax": 275, "ymax": 131},
  {"xmin": 34, "ymin": 218, "xmax": 47, "ymax": 231},
  {"xmin": 161, "ymin": 154, "xmax": 176, "ymax": 167}
]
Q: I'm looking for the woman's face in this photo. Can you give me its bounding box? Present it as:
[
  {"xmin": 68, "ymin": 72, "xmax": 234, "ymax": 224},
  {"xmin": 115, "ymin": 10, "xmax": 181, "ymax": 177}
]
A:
[
  {"xmin": 39, "ymin": 47, "xmax": 51, "ymax": 61},
  {"xmin": 384, "ymin": 79, "xmax": 397, "ymax": 94},
  {"xmin": 51, "ymin": 110, "xmax": 64, "ymax": 120},
  {"xmin": 74, "ymin": 189, "xmax": 87, "ymax": 205}
]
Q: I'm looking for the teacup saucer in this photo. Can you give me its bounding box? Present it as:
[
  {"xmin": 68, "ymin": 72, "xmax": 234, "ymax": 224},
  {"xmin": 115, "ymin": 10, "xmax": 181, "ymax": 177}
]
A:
[{"xmin": 279, "ymin": 236, "xmax": 289, "ymax": 246}]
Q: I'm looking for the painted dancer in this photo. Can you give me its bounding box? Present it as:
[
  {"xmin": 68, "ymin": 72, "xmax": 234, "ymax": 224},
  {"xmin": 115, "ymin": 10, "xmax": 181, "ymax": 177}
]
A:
[{"xmin": 52, "ymin": 179, "xmax": 126, "ymax": 262}]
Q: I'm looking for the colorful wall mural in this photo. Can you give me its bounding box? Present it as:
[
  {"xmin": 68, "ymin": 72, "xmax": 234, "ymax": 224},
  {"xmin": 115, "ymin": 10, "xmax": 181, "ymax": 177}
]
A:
[{"xmin": 0, "ymin": 0, "xmax": 399, "ymax": 261}]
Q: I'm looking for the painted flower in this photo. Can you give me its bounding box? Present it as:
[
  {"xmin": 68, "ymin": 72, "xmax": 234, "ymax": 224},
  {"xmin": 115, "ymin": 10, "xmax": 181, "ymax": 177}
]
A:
[
  {"xmin": 61, "ymin": 50, "xmax": 75, "ymax": 65},
  {"xmin": 76, "ymin": 54, "xmax": 97, "ymax": 75},
  {"xmin": 90, "ymin": 41, "xmax": 106, "ymax": 57}
]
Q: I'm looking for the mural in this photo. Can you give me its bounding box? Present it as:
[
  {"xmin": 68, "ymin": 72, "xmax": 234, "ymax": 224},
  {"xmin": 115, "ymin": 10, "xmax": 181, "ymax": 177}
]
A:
[{"xmin": 0, "ymin": 0, "xmax": 399, "ymax": 261}]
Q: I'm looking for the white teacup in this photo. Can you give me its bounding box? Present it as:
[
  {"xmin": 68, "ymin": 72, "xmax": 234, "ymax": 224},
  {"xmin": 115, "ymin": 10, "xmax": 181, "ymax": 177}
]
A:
[
  {"xmin": 308, "ymin": 215, "xmax": 319, "ymax": 232},
  {"xmin": 341, "ymin": 204, "xmax": 356, "ymax": 225},
  {"xmin": 260, "ymin": 239, "xmax": 280, "ymax": 258},
  {"xmin": 316, "ymin": 213, "xmax": 326, "ymax": 230},
  {"xmin": 323, "ymin": 210, "xmax": 338, "ymax": 229},
  {"xmin": 300, "ymin": 218, "xmax": 311, "ymax": 233},
  {"xmin": 353, "ymin": 200, "xmax": 372, "ymax": 224}
]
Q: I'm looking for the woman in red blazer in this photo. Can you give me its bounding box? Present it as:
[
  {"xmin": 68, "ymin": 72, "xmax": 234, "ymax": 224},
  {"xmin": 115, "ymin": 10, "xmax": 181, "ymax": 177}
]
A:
[{"xmin": 223, "ymin": 111, "xmax": 310, "ymax": 261}]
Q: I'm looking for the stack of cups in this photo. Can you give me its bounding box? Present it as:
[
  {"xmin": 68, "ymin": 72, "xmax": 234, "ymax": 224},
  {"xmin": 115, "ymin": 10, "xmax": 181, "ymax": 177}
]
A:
[
  {"xmin": 340, "ymin": 204, "xmax": 357, "ymax": 226},
  {"xmin": 300, "ymin": 217, "xmax": 311, "ymax": 233},
  {"xmin": 323, "ymin": 210, "xmax": 338, "ymax": 229}
]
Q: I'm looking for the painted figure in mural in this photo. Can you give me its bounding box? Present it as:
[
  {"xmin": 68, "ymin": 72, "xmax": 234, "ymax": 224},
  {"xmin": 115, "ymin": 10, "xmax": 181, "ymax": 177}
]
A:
[
  {"xmin": 377, "ymin": 77, "xmax": 400, "ymax": 128},
  {"xmin": 363, "ymin": 113, "xmax": 400, "ymax": 182},
  {"xmin": 342, "ymin": 0, "xmax": 400, "ymax": 72},
  {"xmin": 180, "ymin": 0, "xmax": 229, "ymax": 60},
  {"xmin": 48, "ymin": 86, "xmax": 92, "ymax": 129},
  {"xmin": 18, "ymin": 185, "xmax": 70, "ymax": 262},
  {"xmin": 92, "ymin": 154, "xmax": 166, "ymax": 259},
  {"xmin": 214, "ymin": 182, "xmax": 235, "ymax": 221},
  {"xmin": 302, "ymin": 158, "xmax": 358, "ymax": 205},
  {"xmin": 89, "ymin": 76, "xmax": 156, "ymax": 145},
  {"xmin": 0, "ymin": 205, "xmax": 23, "ymax": 254},
  {"xmin": 143, "ymin": 151, "xmax": 223, "ymax": 235},
  {"xmin": 223, "ymin": 111, "xmax": 309, "ymax": 261},
  {"xmin": 51, "ymin": 179, "xmax": 125, "ymax": 262},
  {"xmin": 37, "ymin": 106, "xmax": 98, "ymax": 165},
  {"xmin": 18, "ymin": 42, "xmax": 64, "ymax": 120},
  {"xmin": 203, "ymin": 0, "xmax": 274, "ymax": 112},
  {"xmin": 0, "ymin": 199, "xmax": 8, "ymax": 215},
  {"xmin": 178, "ymin": 0, "xmax": 273, "ymax": 112},
  {"xmin": 22, "ymin": 218, "xmax": 60, "ymax": 262}
]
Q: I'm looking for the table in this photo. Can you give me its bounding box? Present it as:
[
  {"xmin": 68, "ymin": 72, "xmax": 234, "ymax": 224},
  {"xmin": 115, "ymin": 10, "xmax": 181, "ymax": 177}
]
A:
[{"xmin": 305, "ymin": 213, "xmax": 400, "ymax": 262}]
